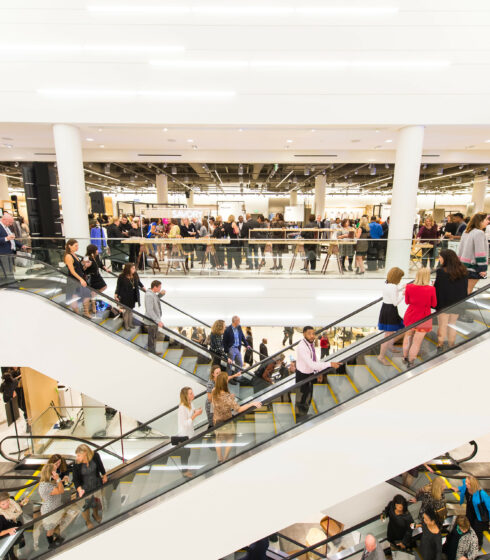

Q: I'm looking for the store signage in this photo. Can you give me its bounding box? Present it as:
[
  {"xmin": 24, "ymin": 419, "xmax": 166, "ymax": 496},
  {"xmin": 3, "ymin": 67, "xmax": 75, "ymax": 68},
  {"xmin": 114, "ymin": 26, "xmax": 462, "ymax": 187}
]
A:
[{"xmin": 140, "ymin": 207, "xmax": 207, "ymax": 220}]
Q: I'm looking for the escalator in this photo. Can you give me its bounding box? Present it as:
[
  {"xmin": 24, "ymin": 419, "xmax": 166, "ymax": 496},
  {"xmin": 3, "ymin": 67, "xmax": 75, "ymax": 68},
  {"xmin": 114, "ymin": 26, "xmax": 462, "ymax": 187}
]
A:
[
  {"xmin": 0, "ymin": 282, "xmax": 488, "ymax": 560},
  {"xmin": 0, "ymin": 253, "xmax": 384, "ymax": 421}
]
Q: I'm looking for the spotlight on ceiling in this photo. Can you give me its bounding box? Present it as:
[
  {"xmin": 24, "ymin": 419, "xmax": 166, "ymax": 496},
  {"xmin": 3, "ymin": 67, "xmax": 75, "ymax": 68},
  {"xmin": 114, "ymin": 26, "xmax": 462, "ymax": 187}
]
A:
[
  {"xmin": 104, "ymin": 163, "xmax": 111, "ymax": 174},
  {"xmin": 370, "ymin": 165, "xmax": 376, "ymax": 176},
  {"xmin": 238, "ymin": 164, "xmax": 243, "ymax": 176},
  {"xmin": 304, "ymin": 167, "xmax": 310, "ymax": 176},
  {"xmin": 171, "ymin": 166, "xmax": 177, "ymax": 175},
  {"xmin": 459, "ymin": 165, "xmax": 464, "ymax": 170},
  {"xmin": 422, "ymin": 164, "xmax": 427, "ymax": 169},
  {"xmin": 437, "ymin": 168, "xmax": 444, "ymax": 175},
  {"xmin": 385, "ymin": 164, "xmax": 390, "ymax": 169}
]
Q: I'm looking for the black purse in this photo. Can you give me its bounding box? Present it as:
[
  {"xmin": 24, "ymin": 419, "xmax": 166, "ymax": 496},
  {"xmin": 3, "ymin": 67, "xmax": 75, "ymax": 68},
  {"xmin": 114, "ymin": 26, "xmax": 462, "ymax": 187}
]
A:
[
  {"xmin": 477, "ymin": 491, "xmax": 490, "ymax": 523},
  {"xmin": 170, "ymin": 436, "xmax": 189, "ymax": 446}
]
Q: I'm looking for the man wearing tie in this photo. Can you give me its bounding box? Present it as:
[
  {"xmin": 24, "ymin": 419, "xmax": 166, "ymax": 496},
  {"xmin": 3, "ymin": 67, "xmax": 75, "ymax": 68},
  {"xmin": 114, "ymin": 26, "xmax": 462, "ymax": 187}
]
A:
[
  {"xmin": 0, "ymin": 212, "xmax": 26, "ymax": 283},
  {"xmin": 295, "ymin": 325, "xmax": 340, "ymax": 418}
]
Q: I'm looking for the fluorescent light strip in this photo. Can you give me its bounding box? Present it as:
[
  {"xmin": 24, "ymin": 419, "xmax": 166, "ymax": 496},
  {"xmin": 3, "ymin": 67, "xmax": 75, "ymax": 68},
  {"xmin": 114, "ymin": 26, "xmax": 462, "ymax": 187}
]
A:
[
  {"xmin": 88, "ymin": 5, "xmax": 399, "ymax": 16},
  {"xmin": 83, "ymin": 168, "xmax": 121, "ymax": 183},
  {"xmin": 0, "ymin": 173, "xmax": 22, "ymax": 180},
  {"xmin": 0, "ymin": 44, "xmax": 184, "ymax": 54},
  {"xmin": 359, "ymin": 175, "xmax": 393, "ymax": 188},
  {"xmin": 150, "ymin": 60, "xmax": 450, "ymax": 69},
  {"xmin": 419, "ymin": 169, "xmax": 474, "ymax": 183},
  {"xmin": 37, "ymin": 89, "xmax": 235, "ymax": 98}
]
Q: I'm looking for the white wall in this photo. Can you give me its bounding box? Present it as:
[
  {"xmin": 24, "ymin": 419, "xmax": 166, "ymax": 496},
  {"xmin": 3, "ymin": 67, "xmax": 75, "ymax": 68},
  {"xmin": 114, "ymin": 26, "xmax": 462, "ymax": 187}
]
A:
[
  {"xmin": 56, "ymin": 333, "xmax": 490, "ymax": 560},
  {"xmin": 0, "ymin": 290, "xmax": 204, "ymax": 422}
]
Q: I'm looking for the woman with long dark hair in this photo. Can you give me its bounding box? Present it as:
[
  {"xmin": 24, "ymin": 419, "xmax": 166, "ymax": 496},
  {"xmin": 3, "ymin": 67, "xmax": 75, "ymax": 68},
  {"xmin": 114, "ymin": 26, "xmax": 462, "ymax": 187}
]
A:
[
  {"xmin": 85, "ymin": 244, "xmax": 109, "ymax": 314},
  {"xmin": 114, "ymin": 263, "xmax": 145, "ymax": 330},
  {"xmin": 434, "ymin": 249, "xmax": 468, "ymax": 349},
  {"xmin": 64, "ymin": 239, "xmax": 92, "ymax": 318}
]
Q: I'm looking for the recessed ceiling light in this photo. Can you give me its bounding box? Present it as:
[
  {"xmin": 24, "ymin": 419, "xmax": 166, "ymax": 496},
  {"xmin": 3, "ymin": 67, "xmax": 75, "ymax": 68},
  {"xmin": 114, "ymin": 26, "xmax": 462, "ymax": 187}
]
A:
[
  {"xmin": 163, "ymin": 127, "xmax": 168, "ymax": 132},
  {"xmin": 97, "ymin": 128, "xmax": 103, "ymax": 132},
  {"xmin": 187, "ymin": 139, "xmax": 194, "ymax": 142},
  {"xmin": 375, "ymin": 129, "xmax": 380, "ymax": 133},
  {"xmin": 238, "ymin": 128, "xmax": 243, "ymax": 132},
  {"xmin": 99, "ymin": 144, "xmax": 105, "ymax": 148},
  {"xmin": 286, "ymin": 139, "xmax": 293, "ymax": 143},
  {"xmin": 86, "ymin": 137, "xmax": 94, "ymax": 141},
  {"xmin": 485, "ymin": 140, "xmax": 490, "ymax": 143},
  {"xmin": 385, "ymin": 139, "xmax": 393, "ymax": 143},
  {"xmin": 311, "ymin": 129, "xmax": 316, "ymax": 133}
]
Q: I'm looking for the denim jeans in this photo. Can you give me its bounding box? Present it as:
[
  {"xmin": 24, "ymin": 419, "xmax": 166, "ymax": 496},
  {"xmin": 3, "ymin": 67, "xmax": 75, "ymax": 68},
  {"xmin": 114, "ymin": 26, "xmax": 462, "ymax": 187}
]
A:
[{"xmin": 227, "ymin": 346, "xmax": 244, "ymax": 378}]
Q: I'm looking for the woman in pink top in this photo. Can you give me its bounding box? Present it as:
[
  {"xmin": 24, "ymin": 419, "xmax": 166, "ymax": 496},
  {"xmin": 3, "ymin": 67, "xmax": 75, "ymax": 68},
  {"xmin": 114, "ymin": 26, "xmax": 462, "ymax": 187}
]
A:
[{"xmin": 402, "ymin": 268, "xmax": 437, "ymax": 367}]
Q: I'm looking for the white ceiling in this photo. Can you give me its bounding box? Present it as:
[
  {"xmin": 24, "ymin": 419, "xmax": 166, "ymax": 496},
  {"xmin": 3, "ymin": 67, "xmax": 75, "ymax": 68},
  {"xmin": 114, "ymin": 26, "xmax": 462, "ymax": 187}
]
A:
[
  {"xmin": 1, "ymin": 1, "xmax": 490, "ymax": 126},
  {"xmin": 0, "ymin": 124, "xmax": 490, "ymax": 163}
]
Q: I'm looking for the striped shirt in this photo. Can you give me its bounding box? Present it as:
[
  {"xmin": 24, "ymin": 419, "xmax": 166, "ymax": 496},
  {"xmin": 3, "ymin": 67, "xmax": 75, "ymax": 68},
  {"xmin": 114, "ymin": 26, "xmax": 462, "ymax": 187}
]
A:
[{"xmin": 458, "ymin": 228, "xmax": 488, "ymax": 275}]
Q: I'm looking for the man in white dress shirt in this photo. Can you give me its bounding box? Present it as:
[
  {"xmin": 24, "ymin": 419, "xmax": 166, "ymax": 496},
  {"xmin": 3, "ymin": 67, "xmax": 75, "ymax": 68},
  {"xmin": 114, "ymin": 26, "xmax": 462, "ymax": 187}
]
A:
[{"xmin": 295, "ymin": 326, "xmax": 341, "ymax": 418}]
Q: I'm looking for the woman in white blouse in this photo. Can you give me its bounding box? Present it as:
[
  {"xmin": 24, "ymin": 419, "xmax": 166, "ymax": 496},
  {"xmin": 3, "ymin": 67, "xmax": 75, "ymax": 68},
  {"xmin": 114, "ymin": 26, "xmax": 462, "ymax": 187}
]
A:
[
  {"xmin": 377, "ymin": 267, "xmax": 406, "ymax": 365},
  {"xmin": 176, "ymin": 387, "xmax": 202, "ymax": 478}
]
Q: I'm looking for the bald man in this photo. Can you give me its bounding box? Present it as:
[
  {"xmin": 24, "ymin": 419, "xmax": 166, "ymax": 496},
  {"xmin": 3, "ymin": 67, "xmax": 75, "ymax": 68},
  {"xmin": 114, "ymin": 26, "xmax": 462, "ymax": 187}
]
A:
[{"xmin": 361, "ymin": 535, "xmax": 385, "ymax": 560}]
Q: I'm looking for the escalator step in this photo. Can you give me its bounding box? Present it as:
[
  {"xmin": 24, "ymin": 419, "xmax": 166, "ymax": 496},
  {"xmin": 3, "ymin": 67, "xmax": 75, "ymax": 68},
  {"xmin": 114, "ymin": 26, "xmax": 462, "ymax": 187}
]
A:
[
  {"xmin": 364, "ymin": 355, "xmax": 400, "ymax": 382},
  {"xmin": 164, "ymin": 349, "xmax": 184, "ymax": 365},
  {"xmin": 346, "ymin": 365, "xmax": 379, "ymax": 392},
  {"xmin": 180, "ymin": 356, "xmax": 198, "ymax": 373},
  {"xmin": 328, "ymin": 374, "xmax": 357, "ymax": 402},
  {"xmin": 195, "ymin": 364, "xmax": 211, "ymax": 380},
  {"xmin": 313, "ymin": 383, "xmax": 337, "ymax": 411}
]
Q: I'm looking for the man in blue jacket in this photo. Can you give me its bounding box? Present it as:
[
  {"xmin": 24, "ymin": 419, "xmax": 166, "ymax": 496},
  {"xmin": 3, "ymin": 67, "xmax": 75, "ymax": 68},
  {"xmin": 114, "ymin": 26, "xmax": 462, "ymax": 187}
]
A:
[
  {"xmin": 223, "ymin": 315, "xmax": 251, "ymax": 383},
  {"xmin": 0, "ymin": 212, "xmax": 26, "ymax": 283}
]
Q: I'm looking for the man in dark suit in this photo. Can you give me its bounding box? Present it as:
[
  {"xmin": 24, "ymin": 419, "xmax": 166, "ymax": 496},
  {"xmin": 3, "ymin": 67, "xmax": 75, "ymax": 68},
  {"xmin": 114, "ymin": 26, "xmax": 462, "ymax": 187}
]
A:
[
  {"xmin": 242, "ymin": 213, "xmax": 259, "ymax": 270},
  {"xmin": 0, "ymin": 212, "xmax": 26, "ymax": 283},
  {"xmin": 223, "ymin": 315, "xmax": 251, "ymax": 382}
]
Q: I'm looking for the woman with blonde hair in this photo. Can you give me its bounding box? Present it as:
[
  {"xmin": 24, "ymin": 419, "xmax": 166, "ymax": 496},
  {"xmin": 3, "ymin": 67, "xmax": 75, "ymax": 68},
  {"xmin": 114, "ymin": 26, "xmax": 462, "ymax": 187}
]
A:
[
  {"xmin": 212, "ymin": 371, "xmax": 261, "ymax": 463},
  {"xmin": 377, "ymin": 267, "xmax": 405, "ymax": 365},
  {"xmin": 355, "ymin": 216, "xmax": 370, "ymax": 274},
  {"xmin": 415, "ymin": 476, "xmax": 448, "ymax": 525},
  {"xmin": 458, "ymin": 474, "xmax": 490, "ymax": 548},
  {"xmin": 458, "ymin": 212, "xmax": 489, "ymax": 294},
  {"xmin": 73, "ymin": 444, "xmax": 107, "ymax": 529},
  {"xmin": 39, "ymin": 463, "xmax": 65, "ymax": 548},
  {"xmin": 174, "ymin": 386, "xmax": 202, "ymax": 478},
  {"xmin": 402, "ymin": 267, "xmax": 437, "ymax": 367}
]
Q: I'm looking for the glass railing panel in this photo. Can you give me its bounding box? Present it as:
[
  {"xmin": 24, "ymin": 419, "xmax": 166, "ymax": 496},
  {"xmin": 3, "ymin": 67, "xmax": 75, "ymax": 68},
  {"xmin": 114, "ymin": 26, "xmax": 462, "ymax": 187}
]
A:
[{"xmin": 19, "ymin": 237, "xmax": 463, "ymax": 279}]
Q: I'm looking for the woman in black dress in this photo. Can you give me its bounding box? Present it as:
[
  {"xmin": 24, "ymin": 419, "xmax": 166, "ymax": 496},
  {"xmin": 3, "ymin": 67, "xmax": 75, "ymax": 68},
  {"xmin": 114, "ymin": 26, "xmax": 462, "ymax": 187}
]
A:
[
  {"xmin": 211, "ymin": 216, "xmax": 226, "ymax": 269},
  {"xmin": 115, "ymin": 263, "xmax": 145, "ymax": 331},
  {"xmin": 73, "ymin": 444, "xmax": 107, "ymax": 529},
  {"xmin": 85, "ymin": 244, "xmax": 109, "ymax": 314},
  {"xmin": 434, "ymin": 249, "xmax": 468, "ymax": 349},
  {"xmin": 64, "ymin": 239, "xmax": 92, "ymax": 318}
]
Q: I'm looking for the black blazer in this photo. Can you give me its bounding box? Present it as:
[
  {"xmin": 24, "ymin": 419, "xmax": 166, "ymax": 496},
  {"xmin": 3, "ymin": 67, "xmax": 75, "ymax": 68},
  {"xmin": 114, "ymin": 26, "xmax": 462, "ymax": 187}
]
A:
[
  {"xmin": 72, "ymin": 452, "xmax": 106, "ymax": 490},
  {"xmin": 0, "ymin": 223, "xmax": 22, "ymax": 255},
  {"xmin": 223, "ymin": 324, "xmax": 248, "ymax": 353},
  {"xmin": 115, "ymin": 273, "xmax": 143, "ymax": 308}
]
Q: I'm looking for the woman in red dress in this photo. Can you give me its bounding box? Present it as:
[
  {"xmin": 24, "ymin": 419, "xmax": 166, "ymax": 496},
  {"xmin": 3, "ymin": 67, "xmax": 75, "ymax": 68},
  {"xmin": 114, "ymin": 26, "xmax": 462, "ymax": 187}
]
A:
[{"xmin": 402, "ymin": 268, "xmax": 437, "ymax": 367}]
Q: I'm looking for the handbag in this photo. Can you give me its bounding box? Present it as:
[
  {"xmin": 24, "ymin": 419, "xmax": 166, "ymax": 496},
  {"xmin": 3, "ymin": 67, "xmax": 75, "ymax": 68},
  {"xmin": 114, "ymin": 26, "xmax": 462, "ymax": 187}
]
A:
[
  {"xmin": 171, "ymin": 436, "xmax": 189, "ymax": 446},
  {"xmin": 477, "ymin": 491, "xmax": 490, "ymax": 523}
]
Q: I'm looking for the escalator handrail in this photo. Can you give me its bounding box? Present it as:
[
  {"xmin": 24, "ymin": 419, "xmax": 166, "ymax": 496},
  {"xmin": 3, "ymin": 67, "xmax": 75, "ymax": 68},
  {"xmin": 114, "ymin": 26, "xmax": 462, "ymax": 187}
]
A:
[
  {"xmin": 0, "ymin": 435, "xmax": 124, "ymax": 465},
  {"xmin": 5, "ymin": 282, "xmax": 490, "ymax": 540},
  {"xmin": 445, "ymin": 440, "xmax": 478, "ymax": 465}
]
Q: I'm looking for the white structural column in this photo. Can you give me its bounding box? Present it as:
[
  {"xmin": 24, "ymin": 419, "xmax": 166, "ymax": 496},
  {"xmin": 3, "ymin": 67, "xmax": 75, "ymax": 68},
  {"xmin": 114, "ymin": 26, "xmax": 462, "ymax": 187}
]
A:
[
  {"xmin": 471, "ymin": 175, "xmax": 487, "ymax": 212},
  {"xmin": 314, "ymin": 175, "xmax": 326, "ymax": 218},
  {"xmin": 386, "ymin": 125, "xmax": 425, "ymax": 273},
  {"xmin": 0, "ymin": 175, "xmax": 9, "ymax": 201},
  {"xmin": 289, "ymin": 191, "xmax": 298, "ymax": 206},
  {"xmin": 156, "ymin": 174, "xmax": 168, "ymax": 204},
  {"xmin": 53, "ymin": 124, "xmax": 90, "ymax": 245}
]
